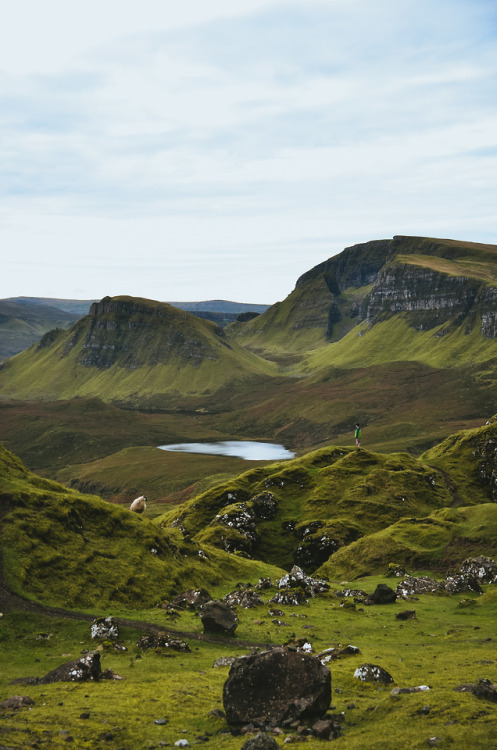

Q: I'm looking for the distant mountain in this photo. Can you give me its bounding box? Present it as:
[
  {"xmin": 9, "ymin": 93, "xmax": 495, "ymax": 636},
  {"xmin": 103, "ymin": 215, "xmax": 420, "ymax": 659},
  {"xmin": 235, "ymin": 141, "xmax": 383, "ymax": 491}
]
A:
[
  {"xmin": 231, "ymin": 235, "xmax": 497, "ymax": 359},
  {"xmin": 0, "ymin": 299, "xmax": 80, "ymax": 361},
  {"xmin": 0, "ymin": 295, "xmax": 276, "ymax": 405}
]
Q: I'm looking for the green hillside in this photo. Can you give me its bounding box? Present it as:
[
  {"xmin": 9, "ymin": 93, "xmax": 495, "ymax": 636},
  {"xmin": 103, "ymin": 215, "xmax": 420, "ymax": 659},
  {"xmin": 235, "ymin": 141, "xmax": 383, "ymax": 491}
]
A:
[
  {"xmin": 0, "ymin": 299, "xmax": 80, "ymax": 361},
  {"xmin": 156, "ymin": 419, "xmax": 497, "ymax": 575},
  {"xmin": 0, "ymin": 444, "xmax": 283, "ymax": 609},
  {"xmin": 0, "ymin": 296, "xmax": 276, "ymax": 405}
]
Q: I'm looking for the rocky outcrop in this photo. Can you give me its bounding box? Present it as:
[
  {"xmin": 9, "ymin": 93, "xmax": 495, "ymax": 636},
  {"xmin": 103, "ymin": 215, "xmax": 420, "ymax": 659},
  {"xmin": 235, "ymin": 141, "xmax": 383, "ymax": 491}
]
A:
[
  {"xmin": 173, "ymin": 588, "xmax": 212, "ymax": 611},
  {"xmin": 223, "ymin": 648, "xmax": 331, "ymax": 725},
  {"xmin": 63, "ymin": 297, "xmax": 224, "ymax": 369},
  {"xmin": 39, "ymin": 652, "xmax": 102, "ymax": 684}
]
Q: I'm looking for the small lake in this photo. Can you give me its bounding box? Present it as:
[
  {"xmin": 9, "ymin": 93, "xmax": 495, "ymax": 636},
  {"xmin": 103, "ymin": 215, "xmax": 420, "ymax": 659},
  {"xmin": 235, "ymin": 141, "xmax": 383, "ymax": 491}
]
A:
[{"xmin": 157, "ymin": 440, "xmax": 294, "ymax": 461}]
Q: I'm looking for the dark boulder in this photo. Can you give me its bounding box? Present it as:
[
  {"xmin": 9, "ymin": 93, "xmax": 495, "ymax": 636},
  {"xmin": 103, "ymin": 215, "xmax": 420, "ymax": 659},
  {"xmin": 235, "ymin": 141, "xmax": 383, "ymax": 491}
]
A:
[
  {"xmin": 455, "ymin": 678, "xmax": 497, "ymax": 702},
  {"xmin": 173, "ymin": 588, "xmax": 212, "ymax": 610},
  {"xmin": 39, "ymin": 652, "xmax": 101, "ymax": 684},
  {"xmin": 241, "ymin": 733, "xmax": 280, "ymax": 750},
  {"xmin": 223, "ymin": 648, "xmax": 331, "ymax": 726},
  {"xmin": 353, "ymin": 664, "xmax": 394, "ymax": 685},
  {"xmin": 396, "ymin": 609, "xmax": 416, "ymax": 620},
  {"xmin": 200, "ymin": 600, "xmax": 238, "ymax": 635},
  {"xmin": 367, "ymin": 584, "xmax": 397, "ymax": 604}
]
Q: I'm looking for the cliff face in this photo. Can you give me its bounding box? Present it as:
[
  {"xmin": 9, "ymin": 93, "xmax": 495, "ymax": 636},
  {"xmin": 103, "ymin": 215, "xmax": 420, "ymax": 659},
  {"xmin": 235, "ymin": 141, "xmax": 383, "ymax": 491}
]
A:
[
  {"xmin": 62, "ymin": 297, "xmax": 224, "ymax": 370},
  {"xmin": 236, "ymin": 236, "xmax": 497, "ymax": 350}
]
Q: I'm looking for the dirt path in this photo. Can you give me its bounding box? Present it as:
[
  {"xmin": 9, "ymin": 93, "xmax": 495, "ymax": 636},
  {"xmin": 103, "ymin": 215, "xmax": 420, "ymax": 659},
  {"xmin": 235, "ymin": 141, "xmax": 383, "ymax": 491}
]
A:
[{"xmin": 0, "ymin": 499, "xmax": 273, "ymax": 649}]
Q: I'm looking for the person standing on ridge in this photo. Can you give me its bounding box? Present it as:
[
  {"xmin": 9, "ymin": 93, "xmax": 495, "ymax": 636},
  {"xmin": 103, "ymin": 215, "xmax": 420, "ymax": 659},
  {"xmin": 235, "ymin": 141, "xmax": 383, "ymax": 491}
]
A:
[{"xmin": 354, "ymin": 423, "xmax": 362, "ymax": 449}]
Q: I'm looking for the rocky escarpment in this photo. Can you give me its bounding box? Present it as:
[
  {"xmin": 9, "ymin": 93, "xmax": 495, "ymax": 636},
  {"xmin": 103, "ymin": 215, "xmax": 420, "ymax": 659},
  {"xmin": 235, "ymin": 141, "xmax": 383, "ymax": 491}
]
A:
[
  {"xmin": 358, "ymin": 262, "xmax": 484, "ymax": 333},
  {"xmin": 63, "ymin": 297, "xmax": 225, "ymax": 369}
]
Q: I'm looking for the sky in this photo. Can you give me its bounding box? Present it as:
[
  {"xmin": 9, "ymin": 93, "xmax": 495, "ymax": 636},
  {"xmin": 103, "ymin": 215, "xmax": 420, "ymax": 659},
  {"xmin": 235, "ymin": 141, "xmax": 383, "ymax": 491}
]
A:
[{"xmin": 1, "ymin": 0, "xmax": 497, "ymax": 304}]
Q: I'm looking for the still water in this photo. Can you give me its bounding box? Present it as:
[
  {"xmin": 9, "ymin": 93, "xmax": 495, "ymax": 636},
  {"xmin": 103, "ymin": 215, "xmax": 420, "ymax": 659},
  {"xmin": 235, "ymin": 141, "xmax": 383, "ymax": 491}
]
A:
[{"xmin": 157, "ymin": 440, "xmax": 294, "ymax": 461}]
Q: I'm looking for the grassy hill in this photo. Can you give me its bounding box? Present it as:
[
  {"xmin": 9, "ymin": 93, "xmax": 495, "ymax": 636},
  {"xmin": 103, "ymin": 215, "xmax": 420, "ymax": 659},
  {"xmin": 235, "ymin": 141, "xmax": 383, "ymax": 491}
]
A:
[
  {"xmin": 156, "ymin": 419, "xmax": 497, "ymax": 576},
  {"xmin": 0, "ymin": 444, "xmax": 283, "ymax": 609},
  {"xmin": 0, "ymin": 296, "xmax": 276, "ymax": 405}
]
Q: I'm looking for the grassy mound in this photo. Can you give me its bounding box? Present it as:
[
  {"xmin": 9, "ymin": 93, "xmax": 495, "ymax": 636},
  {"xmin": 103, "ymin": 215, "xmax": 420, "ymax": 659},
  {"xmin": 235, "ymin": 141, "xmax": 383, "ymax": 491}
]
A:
[{"xmin": 0, "ymin": 445, "xmax": 283, "ymax": 609}]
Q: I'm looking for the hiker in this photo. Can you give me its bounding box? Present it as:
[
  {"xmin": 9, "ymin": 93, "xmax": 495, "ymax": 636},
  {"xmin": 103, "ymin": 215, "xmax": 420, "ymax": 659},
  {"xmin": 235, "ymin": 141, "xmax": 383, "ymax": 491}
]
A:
[{"xmin": 354, "ymin": 424, "xmax": 361, "ymax": 449}]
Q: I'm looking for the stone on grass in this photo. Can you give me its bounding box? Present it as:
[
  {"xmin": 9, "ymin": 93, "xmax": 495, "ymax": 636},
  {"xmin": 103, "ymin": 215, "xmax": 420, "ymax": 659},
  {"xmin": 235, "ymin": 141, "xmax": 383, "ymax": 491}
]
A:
[
  {"xmin": 459, "ymin": 556, "xmax": 497, "ymax": 583},
  {"xmin": 173, "ymin": 588, "xmax": 212, "ymax": 610},
  {"xmin": 91, "ymin": 616, "xmax": 119, "ymax": 640},
  {"xmin": 200, "ymin": 600, "xmax": 238, "ymax": 634},
  {"xmin": 391, "ymin": 686, "xmax": 430, "ymax": 695},
  {"xmin": 241, "ymin": 733, "xmax": 280, "ymax": 750},
  {"xmin": 396, "ymin": 576, "xmax": 443, "ymax": 597},
  {"xmin": 223, "ymin": 648, "xmax": 331, "ymax": 726},
  {"xmin": 455, "ymin": 678, "xmax": 497, "ymax": 702},
  {"xmin": 0, "ymin": 695, "xmax": 34, "ymax": 710},
  {"xmin": 136, "ymin": 632, "xmax": 191, "ymax": 652},
  {"xmin": 39, "ymin": 652, "xmax": 101, "ymax": 684},
  {"xmin": 396, "ymin": 609, "xmax": 416, "ymax": 620},
  {"xmin": 224, "ymin": 588, "xmax": 264, "ymax": 608},
  {"xmin": 353, "ymin": 664, "xmax": 394, "ymax": 685},
  {"xmin": 443, "ymin": 575, "xmax": 482, "ymax": 595},
  {"xmin": 368, "ymin": 584, "xmax": 397, "ymax": 604}
]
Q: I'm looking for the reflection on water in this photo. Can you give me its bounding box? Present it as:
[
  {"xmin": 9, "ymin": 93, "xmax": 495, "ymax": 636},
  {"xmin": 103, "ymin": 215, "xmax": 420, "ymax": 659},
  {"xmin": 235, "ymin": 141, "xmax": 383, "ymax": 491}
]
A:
[{"xmin": 157, "ymin": 440, "xmax": 294, "ymax": 461}]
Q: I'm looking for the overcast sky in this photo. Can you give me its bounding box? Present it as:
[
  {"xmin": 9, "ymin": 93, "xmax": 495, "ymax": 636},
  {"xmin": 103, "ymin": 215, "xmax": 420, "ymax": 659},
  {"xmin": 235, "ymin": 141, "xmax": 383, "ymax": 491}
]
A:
[{"xmin": 1, "ymin": 0, "xmax": 496, "ymax": 304}]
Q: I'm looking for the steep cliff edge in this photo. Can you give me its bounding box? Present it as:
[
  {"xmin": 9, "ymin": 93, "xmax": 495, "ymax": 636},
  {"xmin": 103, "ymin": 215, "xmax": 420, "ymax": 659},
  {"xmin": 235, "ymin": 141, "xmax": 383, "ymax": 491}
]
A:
[{"xmin": 231, "ymin": 236, "xmax": 497, "ymax": 356}]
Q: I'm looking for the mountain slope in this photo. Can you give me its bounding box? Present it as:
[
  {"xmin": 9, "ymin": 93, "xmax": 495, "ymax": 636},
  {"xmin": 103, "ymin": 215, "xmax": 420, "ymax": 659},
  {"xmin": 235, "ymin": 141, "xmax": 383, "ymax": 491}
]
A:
[
  {"xmin": 0, "ymin": 296, "xmax": 276, "ymax": 405},
  {"xmin": 0, "ymin": 444, "xmax": 282, "ymax": 608},
  {"xmin": 231, "ymin": 235, "xmax": 497, "ymax": 362},
  {"xmin": 0, "ymin": 299, "xmax": 80, "ymax": 361}
]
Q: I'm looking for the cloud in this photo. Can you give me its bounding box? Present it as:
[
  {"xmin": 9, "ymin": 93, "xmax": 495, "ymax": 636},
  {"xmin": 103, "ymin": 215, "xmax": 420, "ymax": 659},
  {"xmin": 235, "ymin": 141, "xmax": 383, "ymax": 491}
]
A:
[{"xmin": 1, "ymin": 0, "xmax": 497, "ymax": 300}]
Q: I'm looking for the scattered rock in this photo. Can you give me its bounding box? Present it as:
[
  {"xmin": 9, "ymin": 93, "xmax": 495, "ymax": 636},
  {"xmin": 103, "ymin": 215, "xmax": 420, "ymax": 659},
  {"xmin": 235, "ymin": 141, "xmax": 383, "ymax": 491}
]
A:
[
  {"xmin": 311, "ymin": 718, "xmax": 341, "ymax": 740},
  {"xmin": 136, "ymin": 632, "xmax": 191, "ymax": 652},
  {"xmin": 223, "ymin": 648, "xmax": 331, "ymax": 726},
  {"xmin": 270, "ymin": 588, "xmax": 309, "ymax": 606},
  {"xmin": 367, "ymin": 583, "xmax": 397, "ymax": 604},
  {"xmin": 213, "ymin": 656, "xmax": 238, "ymax": 668},
  {"xmin": 318, "ymin": 645, "xmax": 360, "ymax": 664},
  {"xmin": 101, "ymin": 668, "xmax": 124, "ymax": 680},
  {"xmin": 255, "ymin": 577, "xmax": 273, "ymax": 590},
  {"xmin": 35, "ymin": 652, "xmax": 101, "ymax": 684},
  {"xmin": 200, "ymin": 600, "xmax": 238, "ymax": 634},
  {"xmin": 426, "ymin": 738, "xmax": 443, "ymax": 746},
  {"xmin": 0, "ymin": 695, "xmax": 34, "ymax": 710},
  {"xmin": 268, "ymin": 609, "xmax": 284, "ymax": 617},
  {"xmin": 91, "ymin": 617, "xmax": 119, "ymax": 640},
  {"xmin": 353, "ymin": 664, "xmax": 394, "ymax": 685},
  {"xmin": 241, "ymin": 733, "xmax": 280, "ymax": 750},
  {"xmin": 390, "ymin": 686, "xmax": 430, "ymax": 695},
  {"xmin": 173, "ymin": 588, "xmax": 212, "ymax": 611},
  {"xmin": 154, "ymin": 718, "xmax": 169, "ymax": 725},
  {"xmin": 224, "ymin": 588, "xmax": 264, "ymax": 609},
  {"xmin": 174, "ymin": 741, "xmax": 190, "ymax": 748},
  {"xmin": 276, "ymin": 566, "xmax": 329, "ymax": 598},
  {"xmin": 251, "ymin": 493, "xmax": 279, "ymax": 520},
  {"xmin": 459, "ymin": 556, "xmax": 497, "ymax": 583},
  {"xmin": 396, "ymin": 610, "xmax": 416, "ymax": 620},
  {"xmin": 208, "ymin": 708, "xmax": 226, "ymax": 719},
  {"xmin": 396, "ymin": 576, "xmax": 443, "ymax": 597},
  {"xmin": 443, "ymin": 574, "xmax": 482, "ymax": 595},
  {"xmin": 334, "ymin": 588, "xmax": 368, "ymax": 599},
  {"xmin": 455, "ymin": 678, "xmax": 497, "ymax": 702},
  {"xmin": 385, "ymin": 563, "xmax": 408, "ymax": 577}
]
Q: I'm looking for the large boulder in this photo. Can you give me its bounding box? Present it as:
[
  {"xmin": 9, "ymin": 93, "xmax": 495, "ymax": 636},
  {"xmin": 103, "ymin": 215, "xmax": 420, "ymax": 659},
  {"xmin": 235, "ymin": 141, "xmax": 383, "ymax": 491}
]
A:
[
  {"xmin": 223, "ymin": 648, "xmax": 331, "ymax": 726},
  {"xmin": 367, "ymin": 584, "xmax": 397, "ymax": 604},
  {"xmin": 200, "ymin": 600, "xmax": 238, "ymax": 635},
  {"xmin": 396, "ymin": 575, "xmax": 443, "ymax": 597},
  {"xmin": 443, "ymin": 575, "xmax": 482, "ymax": 595},
  {"xmin": 39, "ymin": 652, "xmax": 101, "ymax": 684}
]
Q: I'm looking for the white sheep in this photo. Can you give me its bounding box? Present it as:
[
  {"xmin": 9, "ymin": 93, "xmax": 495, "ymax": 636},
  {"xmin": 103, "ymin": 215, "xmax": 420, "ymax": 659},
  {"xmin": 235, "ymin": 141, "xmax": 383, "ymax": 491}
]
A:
[{"xmin": 130, "ymin": 495, "xmax": 148, "ymax": 513}]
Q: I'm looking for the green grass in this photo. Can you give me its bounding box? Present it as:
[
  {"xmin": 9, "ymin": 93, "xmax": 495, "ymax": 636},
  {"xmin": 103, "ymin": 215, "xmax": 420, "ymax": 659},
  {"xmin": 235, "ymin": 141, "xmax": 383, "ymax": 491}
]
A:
[{"xmin": 1, "ymin": 576, "xmax": 497, "ymax": 749}]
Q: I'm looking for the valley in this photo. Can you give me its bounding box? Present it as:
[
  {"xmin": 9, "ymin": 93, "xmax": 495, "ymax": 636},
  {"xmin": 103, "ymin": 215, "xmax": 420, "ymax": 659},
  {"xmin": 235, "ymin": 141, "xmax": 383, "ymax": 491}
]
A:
[{"xmin": 1, "ymin": 235, "xmax": 497, "ymax": 748}]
